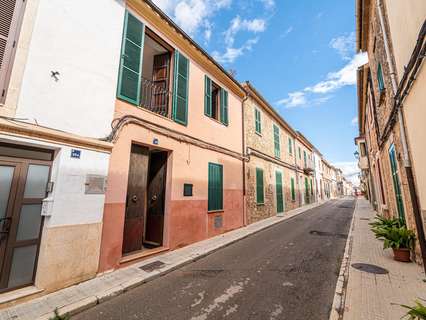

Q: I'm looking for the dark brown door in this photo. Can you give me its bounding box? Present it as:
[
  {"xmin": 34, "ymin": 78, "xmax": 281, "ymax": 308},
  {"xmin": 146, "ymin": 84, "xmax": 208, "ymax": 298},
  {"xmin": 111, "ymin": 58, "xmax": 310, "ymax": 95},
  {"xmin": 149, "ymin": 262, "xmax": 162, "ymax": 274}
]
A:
[
  {"xmin": 144, "ymin": 151, "xmax": 167, "ymax": 246},
  {"xmin": 0, "ymin": 158, "xmax": 50, "ymax": 292},
  {"xmin": 151, "ymin": 53, "xmax": 170, "ymax": 116},
  {"xmin": 122, "ymin": 145, "xmax": 149, "ymax": 255}
]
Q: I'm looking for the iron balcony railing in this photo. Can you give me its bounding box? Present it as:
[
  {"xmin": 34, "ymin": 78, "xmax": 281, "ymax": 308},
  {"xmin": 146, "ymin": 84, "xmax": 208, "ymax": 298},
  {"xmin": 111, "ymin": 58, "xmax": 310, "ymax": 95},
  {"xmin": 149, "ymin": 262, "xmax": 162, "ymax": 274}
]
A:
[{"xmin": 140, "ymin": 77, "xmax": 172, "ymax": 117}]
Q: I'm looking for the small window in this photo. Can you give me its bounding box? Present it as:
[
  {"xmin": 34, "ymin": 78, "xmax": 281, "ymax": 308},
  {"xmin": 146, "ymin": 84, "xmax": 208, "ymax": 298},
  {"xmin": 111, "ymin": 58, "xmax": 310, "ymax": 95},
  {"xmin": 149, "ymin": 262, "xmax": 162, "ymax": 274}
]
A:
[
  {"xmin": 204, "ymin": 76, "xmax": 228, "ymax": 125},
  {"xmin": 273, "ymin": 125, "xmax": 280, "ymax": 158},
  {"xmin": 288, "ymin": 137, "xmax": 293, "ymax": 155},
  {"xmin": 256, "ymin": 168, "xmax": 264, "ymax": 204},
  {"xmin": 291, "ymin": 177, "xmax": 296, "ymax": 201},
  {"xmin": 377, "ymin": 63, "xmax": 385, "ymax": 92},
  {"xmin": 208, "ymin": 163, "xmax": 223, "ymax": 211},
  {"xmin": 298, "ymin": 147, "xmax": 301, "ymax": 159},
  {"xmin": 255, "ymin": 109, "xmax": 262, "ymax": 134}
]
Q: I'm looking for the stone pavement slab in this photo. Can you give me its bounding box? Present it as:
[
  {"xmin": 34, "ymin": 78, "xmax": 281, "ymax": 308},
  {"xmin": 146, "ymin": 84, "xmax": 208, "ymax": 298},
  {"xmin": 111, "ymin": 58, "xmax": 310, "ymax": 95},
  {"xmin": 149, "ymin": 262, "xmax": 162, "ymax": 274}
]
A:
[
  {"xmin": 0, "ymin": 200, "xmax": 328, "ymax": 320},
  {"xmin": 340, "ymin": 198, "xmax": 426, "ymax": 320}
]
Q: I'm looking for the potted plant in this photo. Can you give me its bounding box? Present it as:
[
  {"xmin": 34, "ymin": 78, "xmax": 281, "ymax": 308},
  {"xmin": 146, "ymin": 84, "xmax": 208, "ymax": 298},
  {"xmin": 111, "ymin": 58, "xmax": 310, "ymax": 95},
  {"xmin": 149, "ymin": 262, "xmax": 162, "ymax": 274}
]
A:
[
  {"xmin": 400, "ymin": 300, "xmax": 426, "ymax": 319},
  {"xmin": 372, "ymin": 224, "xmax": 416, "ymax": 262}
]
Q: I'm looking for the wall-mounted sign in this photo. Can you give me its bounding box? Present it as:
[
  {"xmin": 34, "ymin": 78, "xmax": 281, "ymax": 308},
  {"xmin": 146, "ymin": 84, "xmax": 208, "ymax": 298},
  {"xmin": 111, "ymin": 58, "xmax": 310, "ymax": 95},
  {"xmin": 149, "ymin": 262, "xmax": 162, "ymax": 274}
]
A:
[
  {"xmin": 71, "ymin": 149, "xmax": 81, "ymax": 159},
  {"xmin": 153, "ymin": 138, "xmax": 159, "ymax": 145}
]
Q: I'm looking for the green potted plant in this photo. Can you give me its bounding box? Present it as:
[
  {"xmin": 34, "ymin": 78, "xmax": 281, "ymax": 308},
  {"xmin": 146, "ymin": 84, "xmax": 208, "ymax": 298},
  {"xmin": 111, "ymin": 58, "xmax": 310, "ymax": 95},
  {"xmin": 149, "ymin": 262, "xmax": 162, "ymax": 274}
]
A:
[
  {"xmin": 401, "ymin": 300, "xmax": 426, "ymax": 319},
  {"xmin": 372, "ymin": 224, "xmax": 416, "ymax": 262}
]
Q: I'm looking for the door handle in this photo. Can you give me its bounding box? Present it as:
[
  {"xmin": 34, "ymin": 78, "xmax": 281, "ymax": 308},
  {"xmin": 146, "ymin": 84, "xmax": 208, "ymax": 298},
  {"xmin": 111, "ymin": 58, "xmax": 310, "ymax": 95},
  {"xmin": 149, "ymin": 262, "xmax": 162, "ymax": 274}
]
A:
[
  {"xmin": 131, "ymin": 195, "xmax": 138, "ymax": 203},
  {"xmin": 151, "ymin": 195, "xmax": 157, "ymax": 202}
]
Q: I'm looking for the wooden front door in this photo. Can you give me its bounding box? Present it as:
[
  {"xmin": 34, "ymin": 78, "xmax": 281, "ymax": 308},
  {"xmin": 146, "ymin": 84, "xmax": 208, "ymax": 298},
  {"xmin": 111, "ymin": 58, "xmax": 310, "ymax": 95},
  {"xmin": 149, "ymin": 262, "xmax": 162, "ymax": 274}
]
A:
[
  {"xmin": 144, "ymin": 151, "xmax": 167, "ymax": 246},
  {"xmin": 122, "ymin": 145, "xmax": 149, "ymax": 255},
  {"xmin": 0, "ymin": 158, "xmax": 50, "ymax": 292}
]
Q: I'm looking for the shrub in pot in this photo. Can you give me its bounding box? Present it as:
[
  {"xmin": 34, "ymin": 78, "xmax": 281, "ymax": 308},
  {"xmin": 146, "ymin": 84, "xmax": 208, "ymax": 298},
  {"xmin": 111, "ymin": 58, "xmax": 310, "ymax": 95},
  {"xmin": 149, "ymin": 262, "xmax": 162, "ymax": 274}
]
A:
[{"xmin": 371, "ymin": 220, "xmax": 416, "ymax": 262}]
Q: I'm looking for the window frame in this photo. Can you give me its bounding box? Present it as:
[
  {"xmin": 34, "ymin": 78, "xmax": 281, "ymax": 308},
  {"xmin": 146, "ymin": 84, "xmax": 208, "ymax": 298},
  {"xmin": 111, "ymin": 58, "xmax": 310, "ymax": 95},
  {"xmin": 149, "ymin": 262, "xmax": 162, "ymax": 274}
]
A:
[{"xmin": 254, "ymin": 108, "xmax": 262, "ymax": 135}]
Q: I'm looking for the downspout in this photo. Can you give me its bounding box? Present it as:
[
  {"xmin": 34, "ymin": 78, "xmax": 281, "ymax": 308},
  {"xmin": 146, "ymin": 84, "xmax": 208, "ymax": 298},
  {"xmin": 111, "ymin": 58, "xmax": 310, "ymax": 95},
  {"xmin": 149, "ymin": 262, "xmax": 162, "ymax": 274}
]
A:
[
  {"xmin": 242, "ymin": 93, "xmax": 249, "ymax": 226},
  {"xmin": 376, "ymin": 0, "xmax": 426, "ymax": 269}
]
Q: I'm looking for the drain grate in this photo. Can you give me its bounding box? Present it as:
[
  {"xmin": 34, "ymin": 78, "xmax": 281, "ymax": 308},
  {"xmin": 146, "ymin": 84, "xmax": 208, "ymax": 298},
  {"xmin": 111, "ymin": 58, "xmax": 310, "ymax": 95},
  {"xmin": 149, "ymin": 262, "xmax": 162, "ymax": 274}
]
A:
[
  {"xmin": 139, "ymin": 260, "xmax": 166, "ymax": 272},
  {"xmin": 351, "ymin": 263, "xmax": 389, "ymax": 274},
  {"xmin": 309, "ymin": 230, "xmax": 348, "ymax": 239}
]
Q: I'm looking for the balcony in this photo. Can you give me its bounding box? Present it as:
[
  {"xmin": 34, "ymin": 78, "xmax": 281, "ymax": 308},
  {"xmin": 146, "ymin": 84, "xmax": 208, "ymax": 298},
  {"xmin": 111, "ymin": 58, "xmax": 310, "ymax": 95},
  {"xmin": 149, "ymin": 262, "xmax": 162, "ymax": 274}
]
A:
[
  {"xmin": 358, "ymin": 156, "xmax": 369, "ymax": 170},
  {"xmin": 303, "ymin": 160, "xmax": 315, "ymax": 174},
  {"xmin": 140, "ymin": 77, "xmax": 171, "ymax": 117}
]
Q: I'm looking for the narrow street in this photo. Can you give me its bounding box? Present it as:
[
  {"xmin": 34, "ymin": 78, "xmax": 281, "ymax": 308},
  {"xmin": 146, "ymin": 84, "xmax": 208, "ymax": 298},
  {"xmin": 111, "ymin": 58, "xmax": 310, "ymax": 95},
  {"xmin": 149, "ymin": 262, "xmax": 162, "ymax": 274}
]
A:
[{"xmin": 74, "ymin": 199, "xmax": 354, "ymax": 320}]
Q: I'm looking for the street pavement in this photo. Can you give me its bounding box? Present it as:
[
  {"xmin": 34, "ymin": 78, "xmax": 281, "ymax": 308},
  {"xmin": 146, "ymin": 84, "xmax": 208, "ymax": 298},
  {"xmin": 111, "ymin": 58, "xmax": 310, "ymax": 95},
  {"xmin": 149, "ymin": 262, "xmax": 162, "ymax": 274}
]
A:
[{"xmin": 74, "ymin": 199, "xmax": 354, "ymax": 320}]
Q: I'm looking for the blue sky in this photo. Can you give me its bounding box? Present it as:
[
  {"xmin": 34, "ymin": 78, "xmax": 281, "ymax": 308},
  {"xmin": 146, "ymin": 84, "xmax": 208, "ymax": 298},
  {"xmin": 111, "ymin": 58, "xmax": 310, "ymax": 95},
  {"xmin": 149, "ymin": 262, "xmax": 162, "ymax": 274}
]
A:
[{"xmin": 152, "ymin": 0, "xmax": 366, "ymax": 182}]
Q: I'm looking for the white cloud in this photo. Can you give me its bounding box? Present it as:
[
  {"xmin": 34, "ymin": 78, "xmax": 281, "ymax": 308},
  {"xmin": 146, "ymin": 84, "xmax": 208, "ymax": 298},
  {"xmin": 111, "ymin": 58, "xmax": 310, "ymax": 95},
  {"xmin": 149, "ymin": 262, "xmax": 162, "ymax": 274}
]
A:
[
  {"xmin": 260, "ymin": 0, "xmax": 275, "ymax": 8},
  {"xmin": 212, "ymin": 38, "xmax": 259, "ymax": 64},
  {"xmin": 333, "ymin": 161, "xmax": 360, "ymax": 186},
  {"xmin": 224, "ymin": 16, "xmax": 266, "ymax": 46},
  {"xmin": 330, "ymin": 32, "xmax": 355, "ymax": 60},
  {"xmin": 152, "ymin": 0, "xmax": 232, "ymax": 36},
  {"xmin": 277, "ymin": 52, "xmax": 368, "ymax": 108},
  {"xmin": 351, "ymin": 117, "xmax": 358, "ymax": 126}
]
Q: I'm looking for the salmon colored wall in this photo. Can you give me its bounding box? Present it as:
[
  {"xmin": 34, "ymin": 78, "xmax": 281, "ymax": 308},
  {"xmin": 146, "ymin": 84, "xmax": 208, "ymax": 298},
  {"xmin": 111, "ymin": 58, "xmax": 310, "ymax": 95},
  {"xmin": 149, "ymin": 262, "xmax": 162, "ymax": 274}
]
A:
[{"xmin": 99, "ymin": 118, "xmax": 244, "ymax": 272}]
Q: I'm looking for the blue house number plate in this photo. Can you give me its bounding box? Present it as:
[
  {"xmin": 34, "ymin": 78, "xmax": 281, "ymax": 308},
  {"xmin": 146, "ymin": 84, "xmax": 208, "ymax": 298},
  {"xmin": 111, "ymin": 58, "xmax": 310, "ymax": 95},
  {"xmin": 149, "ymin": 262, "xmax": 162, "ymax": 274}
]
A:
[{"xmin": 71, "ymin": 149, "xmax": 81, "ymax": 159}]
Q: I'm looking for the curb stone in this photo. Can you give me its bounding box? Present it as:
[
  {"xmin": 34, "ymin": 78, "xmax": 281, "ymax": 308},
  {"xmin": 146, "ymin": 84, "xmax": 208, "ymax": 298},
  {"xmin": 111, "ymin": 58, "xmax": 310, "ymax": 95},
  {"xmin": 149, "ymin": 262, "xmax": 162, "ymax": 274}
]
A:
[{"xmin": 328, "ymin": 199, "xmax": 357, "ymax": 320}]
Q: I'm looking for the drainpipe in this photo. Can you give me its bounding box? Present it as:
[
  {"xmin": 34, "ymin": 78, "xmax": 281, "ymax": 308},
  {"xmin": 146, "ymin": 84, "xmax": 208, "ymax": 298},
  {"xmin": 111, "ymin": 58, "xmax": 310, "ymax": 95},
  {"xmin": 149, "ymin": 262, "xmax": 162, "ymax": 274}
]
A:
[
  {"xmin": 242, "ymin": 93, "xmax": 249, "ymax": 226},
  {"xmin": 376, "ymin": 0, "xmax": 426, "ymax": 270}
]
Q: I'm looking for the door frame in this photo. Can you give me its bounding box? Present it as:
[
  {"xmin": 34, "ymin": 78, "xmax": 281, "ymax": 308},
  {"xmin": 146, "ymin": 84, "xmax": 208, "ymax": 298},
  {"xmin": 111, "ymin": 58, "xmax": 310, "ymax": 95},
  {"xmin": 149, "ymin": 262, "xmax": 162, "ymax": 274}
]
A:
[{"xmin": 0, "ymin": 155, "xmax": 52, "ymax": 292}]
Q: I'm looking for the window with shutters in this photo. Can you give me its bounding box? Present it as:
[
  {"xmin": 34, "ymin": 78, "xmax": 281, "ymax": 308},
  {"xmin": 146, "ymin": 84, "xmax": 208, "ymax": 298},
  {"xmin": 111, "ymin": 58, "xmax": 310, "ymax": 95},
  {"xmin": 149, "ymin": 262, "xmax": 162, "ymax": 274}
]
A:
[
  {"xmin": 117, "ymin": 11, "xmax": 189, "ymax": 125},
  {"xmin": 288, "ymin": 137, "xmax": 293, "ymax": 155},
  {"xmin": 377, "ymin": 62, "xmax": 385, "ymax": 93},
  {"xmin": 254, "ymin": 108, "xmax": 261, "ymax": 134},
  {"xmin": 204, "ymin": 75, "xmax": 228, "ymax": 125},
  {"xmin": 256, "ymin": 168, "xmax": 264, "ymax": 204},
  {"xmin": 291, "ymin": 177, "xmax": 296, "ymax": 201},
  {"xmin": 0, "ymin": 0, "xmax": 27, "ymax": 104},
  {"xmin": 208, "ymin": 163, "xmax": 223, "ymax": 211},
  {"xmin": 273, "ymin": 124, "xmax": 280, "ymax": 159}
]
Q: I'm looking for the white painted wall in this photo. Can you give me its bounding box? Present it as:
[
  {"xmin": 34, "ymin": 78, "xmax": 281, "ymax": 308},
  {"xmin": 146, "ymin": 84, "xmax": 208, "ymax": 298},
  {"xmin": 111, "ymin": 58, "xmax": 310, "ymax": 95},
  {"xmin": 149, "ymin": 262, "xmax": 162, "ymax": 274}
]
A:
[
  {"xmin": 15, "ymin": 0, "xmax": 126, "ymax": 138},
  {"xmin": 0, "ymin": 134, "xmax": 109, "ymax": 227}
]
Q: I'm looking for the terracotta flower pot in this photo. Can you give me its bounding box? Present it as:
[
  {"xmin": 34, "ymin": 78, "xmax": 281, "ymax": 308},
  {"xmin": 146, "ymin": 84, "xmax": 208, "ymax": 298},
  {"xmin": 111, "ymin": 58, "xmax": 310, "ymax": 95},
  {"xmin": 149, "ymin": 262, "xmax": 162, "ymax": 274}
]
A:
[{"xmin": 392, "ymin": 248, "xmax": 411, "ymax": 262}]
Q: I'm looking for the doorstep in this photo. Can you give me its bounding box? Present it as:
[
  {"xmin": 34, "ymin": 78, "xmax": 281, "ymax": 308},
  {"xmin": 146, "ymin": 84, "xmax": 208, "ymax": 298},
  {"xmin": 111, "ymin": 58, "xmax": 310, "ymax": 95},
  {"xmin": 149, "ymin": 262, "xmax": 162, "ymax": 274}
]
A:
[
  {"xmin": 0, "ymin": 286, "xmax": 43, "ymax": 308},
  {"xmin": 120, "ymin": 246, "xmax": 169, "ymax": 265}
]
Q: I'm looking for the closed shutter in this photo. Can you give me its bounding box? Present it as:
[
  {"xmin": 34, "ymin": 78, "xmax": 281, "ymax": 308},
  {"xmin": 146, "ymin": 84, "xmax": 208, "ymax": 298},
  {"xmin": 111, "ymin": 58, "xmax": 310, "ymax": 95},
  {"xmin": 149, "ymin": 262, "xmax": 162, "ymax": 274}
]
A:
[
  {"xmin": 288, "ymin": 137, "xmax": 292, "ymax": 154},
  {"xmin": 291, "ymin": 177, "xmax": 295, "ymax": 201},
  {"xmin": 172, "ymin": 50, "xmax": 189, "ymax": 125},
  {"xmin": 0, "ymin": 0, "xmax": 26, "ymax": 104},
  {"xmin": 204, "ymin": 75, "xmax": 212, "ymax": 116},
  {"xmin": 310, "ymin": 179, "xmax": 313, "ymax": 195},
  {"xmin": 255, "ymin": 109, "xmax": 261, "ymax": 134},
  {"xmin": 117, "ymin": 11, "xmax": 145, "ymax": 106},
  {"xmin": 303, "ymin": 151, "xmax": 307, "ymax": 167},
  {"xmin": 305, "ymin": 177, "xmax": 309, "ymax": 196},
  {"xmin": 256, "ymin": 168, "xmax": 264, "ymax": 204},
  {"xmin": 377, "ymin": 63, "xmax": 385, "ymax": 92},
  {"xmin": 276, "ymin": 171, "xmax": 284, "ymax": 213},
  {"xmin": 208, "ymin": 163, "xmax": 223, "ymax": 211},
  {"xmin": 220, "ymin": 88, "xmax": 228, "ymax": 125},
  {"xmin": 389, "ymin": 145, "xmax": 405, "ymax": 221},
  {"xmin": 273, "ymin": 125, "xmax": 280, "ymax": 158}
]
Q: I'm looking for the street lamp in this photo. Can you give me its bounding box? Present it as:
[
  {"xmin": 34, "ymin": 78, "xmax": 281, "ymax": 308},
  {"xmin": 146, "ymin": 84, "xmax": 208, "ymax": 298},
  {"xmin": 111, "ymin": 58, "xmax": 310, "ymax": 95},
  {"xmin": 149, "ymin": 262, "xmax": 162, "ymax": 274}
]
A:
[{"xmin": 354, "ymin": 150, "xmax": 360, "ymax": 159}]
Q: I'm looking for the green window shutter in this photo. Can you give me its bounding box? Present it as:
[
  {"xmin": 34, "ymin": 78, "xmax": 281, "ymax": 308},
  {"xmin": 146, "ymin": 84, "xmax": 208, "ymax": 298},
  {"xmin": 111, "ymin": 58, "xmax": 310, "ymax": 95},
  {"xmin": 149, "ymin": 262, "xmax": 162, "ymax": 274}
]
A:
[
  {"xmin": 276, "ymin": 171, "xmax": 284, "ymax": 213},
  {"xmin": 255, "ymin": 109, "xmax": 261, "ymax": 134},
  {"xmin": 220, "ymin": 89, "xmax": 229, "ymax": 125},
  {"xmin": 310, "ymin": 179, "xmax": 313, "ymax": 195},
  {"xmin": 305, "ymin": 177, "xmax": 309, "ymax": 196},
  {"xmin": 208, "ymin": 163, "xmax": 223, "ymax": 211},
  {"xmin": 288, "ymin": 137, "xmax": 293, "ymax": 154},
  {"xmin": 298, "ymin": 147, "xmax": 301, "ymax": 159},
  {"xmin": 273, "ymin": 125, "xmax": 280, "ymax": 158},
  {"xmin": 291, "ymin": 177, "xmax": 296, "ymax": 201},
  {"xmin": 172, "ymin": 51, "xmax": 189, "ymax": 125},
  {"xmin": 389, "ymin": 145, "xmax": 405, "ymax": 221},
  {"xmin": 117, "ymin": 11, "xmax": 145, "ymax": 106},
  {"xmin": 303, "ymin": 151, "xmax": 307, "ymax": 167},
  {"xmin": 377, "ymin": 63, "xmax": 385, "ymax": 92},
  {"xmin": 204, "ymin": 75, "xmax": 212, "ymax": 117},
  {"xmin": 256, "ymin": 168, "xmax": 264, "ymax": 204}
]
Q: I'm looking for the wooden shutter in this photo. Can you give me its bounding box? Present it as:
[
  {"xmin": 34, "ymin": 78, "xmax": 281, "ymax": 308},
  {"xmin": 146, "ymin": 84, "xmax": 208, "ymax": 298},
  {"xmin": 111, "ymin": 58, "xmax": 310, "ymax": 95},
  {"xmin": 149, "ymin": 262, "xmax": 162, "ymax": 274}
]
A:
[
  {"xmin": 389, "ymin": 145, "xmax": 405, "ymax": 221},
  {"xmin": 377, "ymin": 63, "xmax": 385, "ymax": 92},
  {"xmin": 273, "ymin": 125, "xmax": 280, "ymax": 158},
  {"xmin": 117, "ymin": 11, "xmax": 145, "ymax": 106},
  {"xmin": 220, "ymin": 88, "xmax": 228, "ymax": 125},
  {"xmin": 288, "ymin": 137, "xmax": 292, "ymax": 154},
  {"xmin": 256, "ymin": 168, "xmax": 264, "ymax": 204},
  {"xmin": 204, "ymin": 75, "xmax": 212, "ymax": 116},
  {"xmin": 0, "ymin": 0, "xmax": 26, "ymax": 104},
  {"xmin": 276, "ymin": 171, "xmax": 284, "ymax": 213},
  {"xmin": 208, "ymin": 163, "xmax": 223, "ymax": 211},
  {"xmin": 291, "ymin": 177, "xmax": 295, "ymax": 201},
  {"xmin": 255, "ymin": 109, "xmax": 261, "ymax": 134},
  {"xmin": 172, "ymin": 50, "xmax": 189, "ymax": 125}
]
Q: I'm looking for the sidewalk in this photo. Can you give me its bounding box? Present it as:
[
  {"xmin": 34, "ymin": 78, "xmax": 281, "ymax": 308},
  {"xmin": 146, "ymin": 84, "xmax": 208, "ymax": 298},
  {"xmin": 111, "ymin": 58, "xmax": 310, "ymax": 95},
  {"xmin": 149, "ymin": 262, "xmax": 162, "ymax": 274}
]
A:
[
  {"xmin": 341, "ymin": 198, "xmax": 426, "ymax": 319},
  {"xmin": 0, "ymin": 200, "xmax": 328, "ymax": 320}
]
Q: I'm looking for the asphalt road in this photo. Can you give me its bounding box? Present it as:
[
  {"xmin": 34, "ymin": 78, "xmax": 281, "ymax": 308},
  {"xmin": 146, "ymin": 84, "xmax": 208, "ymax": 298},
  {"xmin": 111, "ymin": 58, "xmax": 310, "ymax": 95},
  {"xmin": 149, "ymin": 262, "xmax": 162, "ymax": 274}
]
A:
[{"xmin": 74, "ymin": 199, "xmax": 355, "ymax": 320}]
